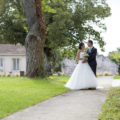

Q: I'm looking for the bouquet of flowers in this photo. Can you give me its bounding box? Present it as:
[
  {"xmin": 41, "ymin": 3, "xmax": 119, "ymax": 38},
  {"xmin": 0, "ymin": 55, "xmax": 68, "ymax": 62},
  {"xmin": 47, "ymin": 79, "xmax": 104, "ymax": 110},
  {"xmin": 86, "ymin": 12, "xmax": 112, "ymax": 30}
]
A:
[{"xmin": 83, "ymin": 52, "xmax": 89, "ymax": 62}]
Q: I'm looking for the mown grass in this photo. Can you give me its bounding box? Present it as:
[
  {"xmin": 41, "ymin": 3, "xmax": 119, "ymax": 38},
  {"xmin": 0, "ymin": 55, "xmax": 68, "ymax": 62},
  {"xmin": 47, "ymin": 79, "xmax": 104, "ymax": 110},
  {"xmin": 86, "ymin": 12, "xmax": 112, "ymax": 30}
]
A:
[
  {"xmin": 99, "ymin": 87, "xmax": 120, "ymax": 120},
  {"xmin": 0, "ymin": 76, "xmax": 69, "ymax": 118},
  {"xmin": 114, "ymin": 75, "xmax": 120, "ymax": 79}
]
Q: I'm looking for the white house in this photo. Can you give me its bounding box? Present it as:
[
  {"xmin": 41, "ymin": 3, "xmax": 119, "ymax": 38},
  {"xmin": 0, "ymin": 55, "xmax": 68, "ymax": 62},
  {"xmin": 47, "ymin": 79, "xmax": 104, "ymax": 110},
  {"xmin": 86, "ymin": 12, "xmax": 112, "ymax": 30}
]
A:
[{"xmin": 0, "ymin": 44, "xmax": 26, "ymax": 76}]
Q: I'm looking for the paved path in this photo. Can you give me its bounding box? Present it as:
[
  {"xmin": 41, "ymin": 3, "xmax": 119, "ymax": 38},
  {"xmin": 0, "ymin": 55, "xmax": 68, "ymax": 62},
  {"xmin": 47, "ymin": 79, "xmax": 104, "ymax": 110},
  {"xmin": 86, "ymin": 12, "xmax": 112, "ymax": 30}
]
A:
[{"xmin": 1, "ymin": 76, "xmax": 115, "ymax": 120}]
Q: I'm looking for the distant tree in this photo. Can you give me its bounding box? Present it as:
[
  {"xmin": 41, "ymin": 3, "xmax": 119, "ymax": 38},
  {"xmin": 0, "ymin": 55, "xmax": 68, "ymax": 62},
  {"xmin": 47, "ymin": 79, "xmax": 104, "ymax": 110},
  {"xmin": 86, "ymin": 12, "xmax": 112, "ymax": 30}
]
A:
[
  {"xmin": 108, "ymin": 49, "xmax": 120, "ymax": 74},
  {"xmin": 108, "ymin": 51, "xmax": 120, "ymax": 65}
]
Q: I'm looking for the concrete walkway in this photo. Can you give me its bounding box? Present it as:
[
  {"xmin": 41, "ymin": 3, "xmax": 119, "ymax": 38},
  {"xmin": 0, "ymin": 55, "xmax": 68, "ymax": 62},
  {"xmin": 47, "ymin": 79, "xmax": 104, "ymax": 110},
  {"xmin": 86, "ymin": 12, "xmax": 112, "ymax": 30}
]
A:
[{"xmin": 2, "ymin": 76, "xmax": 115, "ymax": 120}]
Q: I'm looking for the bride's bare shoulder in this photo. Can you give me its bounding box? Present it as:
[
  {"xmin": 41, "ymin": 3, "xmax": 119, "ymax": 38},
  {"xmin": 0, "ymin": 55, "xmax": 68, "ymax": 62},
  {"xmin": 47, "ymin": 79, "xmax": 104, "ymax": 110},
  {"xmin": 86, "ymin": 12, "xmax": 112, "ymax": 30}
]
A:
[{"xmin": 77, "ymin": 50, "xmax": 81, "ymax": 53}]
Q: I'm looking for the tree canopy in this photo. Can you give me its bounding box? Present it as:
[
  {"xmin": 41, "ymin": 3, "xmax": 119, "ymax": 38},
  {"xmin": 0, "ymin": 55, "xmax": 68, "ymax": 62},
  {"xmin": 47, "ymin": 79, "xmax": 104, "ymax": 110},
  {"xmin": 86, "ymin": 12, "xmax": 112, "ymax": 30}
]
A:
[
  {"xmin": 0, "ymin": 0, "xmax": 56, "ymax": 44},
  {"xmin": 0, "ymin": 0, "xmax": 27, "ymax": 44},
  {"xmin": 0, "ymin": 0, "xmax": 111, "ymax": 73},
  {"xmin": 44, "ymin": 0, "xmax": 111, "ymax": 61},
  {"xmin": 0, "ymin": 0, "xmax": 111, "ymax": 48}
]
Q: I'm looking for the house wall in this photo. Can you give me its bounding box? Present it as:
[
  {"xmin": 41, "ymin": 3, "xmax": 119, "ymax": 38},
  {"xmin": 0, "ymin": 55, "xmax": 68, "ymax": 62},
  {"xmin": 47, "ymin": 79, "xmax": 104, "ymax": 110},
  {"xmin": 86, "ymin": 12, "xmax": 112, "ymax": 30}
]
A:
[{"xmin": 0, "ymin": 55, "xmax": 26, "ymax": 75}]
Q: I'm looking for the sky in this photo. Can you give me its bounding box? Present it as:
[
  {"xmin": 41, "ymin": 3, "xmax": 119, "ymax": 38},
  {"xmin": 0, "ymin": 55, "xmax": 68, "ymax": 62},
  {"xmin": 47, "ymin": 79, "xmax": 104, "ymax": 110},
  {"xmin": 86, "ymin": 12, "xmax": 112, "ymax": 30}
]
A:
[{"xmin": 95, "ymin": 0, "xmax": 120, "ymax": 56}]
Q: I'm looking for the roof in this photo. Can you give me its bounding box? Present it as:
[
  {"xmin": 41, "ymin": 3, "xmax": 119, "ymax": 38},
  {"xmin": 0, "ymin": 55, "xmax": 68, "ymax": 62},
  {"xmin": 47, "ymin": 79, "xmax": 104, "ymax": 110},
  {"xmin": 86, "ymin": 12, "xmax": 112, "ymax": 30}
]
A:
[{"xmin": 0, "ymin": 44, "xmax": 26, "ymax": 55}]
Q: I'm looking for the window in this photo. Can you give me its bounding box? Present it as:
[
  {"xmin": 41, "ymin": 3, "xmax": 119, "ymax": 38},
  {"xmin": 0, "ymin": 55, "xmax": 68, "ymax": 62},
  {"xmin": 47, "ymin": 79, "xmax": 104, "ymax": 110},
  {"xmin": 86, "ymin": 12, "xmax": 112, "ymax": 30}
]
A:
[
  {"xmin": 13, "ymin": 58, "xmax": 19, "ymax": 71},
  {"xmin": 0, "ymin": 58, "xmax": 3, "ymax": 71}
]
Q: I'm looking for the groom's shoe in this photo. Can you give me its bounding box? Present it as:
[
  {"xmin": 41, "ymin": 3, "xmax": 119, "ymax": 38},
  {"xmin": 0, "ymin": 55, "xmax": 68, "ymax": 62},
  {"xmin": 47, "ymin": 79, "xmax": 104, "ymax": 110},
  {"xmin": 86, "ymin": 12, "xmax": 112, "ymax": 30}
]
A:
[{"xmin": 88, "ymin": 88, "xmax": 96, "ymax": 90}]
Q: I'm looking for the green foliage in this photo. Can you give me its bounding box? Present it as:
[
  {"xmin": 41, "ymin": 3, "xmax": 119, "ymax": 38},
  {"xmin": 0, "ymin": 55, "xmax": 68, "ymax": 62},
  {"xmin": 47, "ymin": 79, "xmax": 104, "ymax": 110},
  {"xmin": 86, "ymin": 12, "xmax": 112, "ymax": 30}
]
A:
[
  {"xmin": 0, "ymin": 76, "xmax": 69, "ymax": 118},
  {"xmin": 0, "ymin": 0, "xmax": 27, "ymax": 44},
  {"xmin": 108, "ymin": 50, "xmax": 120, "ymax": 65},
  {"xmin": 45, "ymin": 48, "xmax": 63, "ymax": 72},
  {"xmin": 72, "ymin": 0, "xmax": 111, "ymax": 49},
  {"xmin": 99, "ymin": 87, "xmax": 120, "ymax": 120},
  {"xmin": 0, "ymin": 0, "xmax": 111, "ymax": 72},
  {"xmin": 45, "ymin": 0, "xmax": 111, "ymax": 59},
  {"xmin": 42, "ymin": 0, "xmax": 56, "ymax": 13},
  {"xmin": 45, "ymin": 1, "xmax": 74, "ymax": 49},
  {"xmin": 44, "ymin": 0, "xmax": 111, "ymax": 70},
  {"xmin": 61, "ymin": 47, "xmax": 78, "ymax": 59},
  {"xmin": 0, "ymin": 0, "xmax": 111, "ymax": 48},
  {"xmin": 0, "ymin": 0, "xmax": 8, "ymax": 15},
  {"xmin": 0, "ymin": 0, "xmax": 56, "ymax": 45},
  {"xmin": 108, "ymin": 49, "xmax": 120, "ymax": 74}
]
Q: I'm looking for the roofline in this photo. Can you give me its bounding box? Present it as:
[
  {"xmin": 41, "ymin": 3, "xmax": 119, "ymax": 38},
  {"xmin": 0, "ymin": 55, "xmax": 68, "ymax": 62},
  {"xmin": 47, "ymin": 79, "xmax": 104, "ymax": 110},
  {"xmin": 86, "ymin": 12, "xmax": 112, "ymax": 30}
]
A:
[{"xmin": 0, "ymin": 54, "xmax": 26, "ymax": 56}]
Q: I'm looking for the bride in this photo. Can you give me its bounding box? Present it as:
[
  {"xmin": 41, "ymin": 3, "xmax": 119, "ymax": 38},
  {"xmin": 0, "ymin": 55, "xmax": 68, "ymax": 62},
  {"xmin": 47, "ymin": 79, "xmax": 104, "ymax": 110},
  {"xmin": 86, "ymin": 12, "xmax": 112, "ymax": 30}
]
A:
[{"xmin": 65, "ymin": 42, "xmax": 97, "ymax": 90}]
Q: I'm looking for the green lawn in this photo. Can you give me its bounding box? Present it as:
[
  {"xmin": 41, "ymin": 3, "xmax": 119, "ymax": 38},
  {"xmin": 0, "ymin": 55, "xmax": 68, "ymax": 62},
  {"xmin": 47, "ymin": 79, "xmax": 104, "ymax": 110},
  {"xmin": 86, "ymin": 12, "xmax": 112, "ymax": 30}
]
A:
[
  {"xmin": 0, "ymin": 76, "xmax": 69, "ymax": 118},
  {"xmin": 114, "ymin": 75, "xmax": 120, "ymax": 79},
  {"xmin": 99, "ymin": 87, "xmax": 120, "ymax": 120}
]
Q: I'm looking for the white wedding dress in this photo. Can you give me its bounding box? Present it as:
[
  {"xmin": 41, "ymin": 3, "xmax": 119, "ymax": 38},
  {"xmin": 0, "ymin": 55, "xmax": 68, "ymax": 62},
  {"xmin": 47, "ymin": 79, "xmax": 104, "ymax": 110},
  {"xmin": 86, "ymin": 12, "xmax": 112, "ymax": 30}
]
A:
[{"xmin": 65, "ymin": 52, "xmax": 97, "ymax": 90}]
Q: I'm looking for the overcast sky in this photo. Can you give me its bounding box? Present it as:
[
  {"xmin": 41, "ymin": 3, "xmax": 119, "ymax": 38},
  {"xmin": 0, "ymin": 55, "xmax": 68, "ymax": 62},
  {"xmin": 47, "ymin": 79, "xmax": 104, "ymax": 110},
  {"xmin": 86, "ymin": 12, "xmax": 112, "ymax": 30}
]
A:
[{"xmin": 95, "ymin": 0, "xmax": 120, "ymax": 56}]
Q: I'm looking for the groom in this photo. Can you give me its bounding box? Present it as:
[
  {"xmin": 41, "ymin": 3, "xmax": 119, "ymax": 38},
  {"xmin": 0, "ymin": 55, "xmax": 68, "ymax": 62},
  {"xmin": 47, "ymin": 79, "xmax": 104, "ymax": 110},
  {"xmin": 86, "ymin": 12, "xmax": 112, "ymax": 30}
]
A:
[{"xmin": 87, "ymin": 40, "xmax": 97, "ymax": 76}]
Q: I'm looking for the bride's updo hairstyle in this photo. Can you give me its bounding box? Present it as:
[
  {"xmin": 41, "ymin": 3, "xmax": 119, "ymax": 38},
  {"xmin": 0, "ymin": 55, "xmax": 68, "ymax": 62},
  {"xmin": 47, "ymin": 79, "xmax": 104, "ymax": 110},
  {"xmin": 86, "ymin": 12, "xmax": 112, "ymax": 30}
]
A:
[{"xmin": 79, "ymin": 43, "xmax": 84, "ymax": 50}]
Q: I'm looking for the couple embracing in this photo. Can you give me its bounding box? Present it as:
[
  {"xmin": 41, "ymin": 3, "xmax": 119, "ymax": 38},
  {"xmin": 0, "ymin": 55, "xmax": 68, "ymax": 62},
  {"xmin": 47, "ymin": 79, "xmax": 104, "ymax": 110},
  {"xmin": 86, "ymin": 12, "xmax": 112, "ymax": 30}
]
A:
[{"xmin": 65, "ymin": 40, "xmax": 97, "ymax": 90}]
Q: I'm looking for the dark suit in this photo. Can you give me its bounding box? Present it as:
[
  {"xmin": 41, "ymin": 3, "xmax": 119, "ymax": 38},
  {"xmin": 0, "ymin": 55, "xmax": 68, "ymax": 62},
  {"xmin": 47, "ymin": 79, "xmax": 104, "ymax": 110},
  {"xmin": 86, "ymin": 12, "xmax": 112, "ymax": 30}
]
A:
[{"xmin": 87, "ymin": 47, "xmax": 97, "ymax": 76}]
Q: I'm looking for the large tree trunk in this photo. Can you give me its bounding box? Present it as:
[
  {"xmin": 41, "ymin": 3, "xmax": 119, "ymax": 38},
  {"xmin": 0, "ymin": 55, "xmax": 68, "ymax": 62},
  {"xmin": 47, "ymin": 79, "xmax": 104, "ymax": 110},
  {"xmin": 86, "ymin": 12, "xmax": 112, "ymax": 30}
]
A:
[{"xmin": 23, "ymin": 0, "xmax": 46, "ymax": 77}]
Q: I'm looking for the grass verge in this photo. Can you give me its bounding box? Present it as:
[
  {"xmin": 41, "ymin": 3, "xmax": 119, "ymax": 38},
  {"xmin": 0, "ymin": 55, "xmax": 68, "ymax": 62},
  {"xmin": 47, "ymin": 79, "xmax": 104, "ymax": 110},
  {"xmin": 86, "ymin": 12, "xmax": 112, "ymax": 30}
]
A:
[
  {"xmin": 0, "ymin": 75, "xmax": 69, "ymax": 118},
  {"xmin": 114, "ymin": 76, "xmax": 120, "ymax": 79},
  {"xmin": 99, "ymin": 87, "xmax": 120, "ymax": 120}
]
